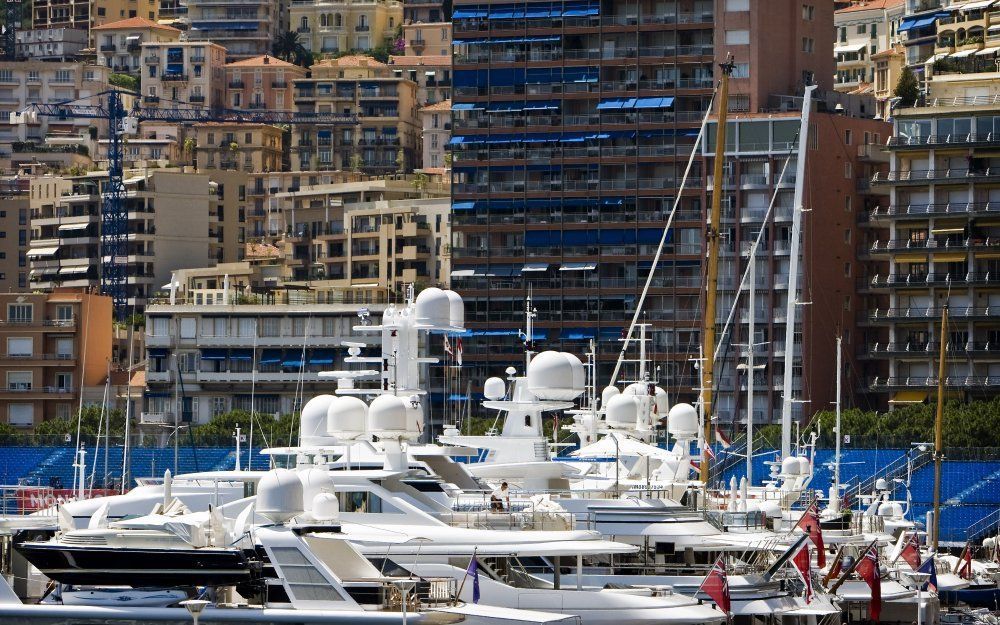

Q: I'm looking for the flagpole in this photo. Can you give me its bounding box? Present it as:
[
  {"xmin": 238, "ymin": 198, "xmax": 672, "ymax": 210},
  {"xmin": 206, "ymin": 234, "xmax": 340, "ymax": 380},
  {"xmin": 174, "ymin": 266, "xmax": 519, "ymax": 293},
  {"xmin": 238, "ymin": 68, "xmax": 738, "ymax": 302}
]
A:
[
  {"xmin": 455, "ymin": 547, "xmax": 477, "ymax": 604},
  {"xmin": 829, "ymin": 539, "xmax": 878, "ymax": 593}
]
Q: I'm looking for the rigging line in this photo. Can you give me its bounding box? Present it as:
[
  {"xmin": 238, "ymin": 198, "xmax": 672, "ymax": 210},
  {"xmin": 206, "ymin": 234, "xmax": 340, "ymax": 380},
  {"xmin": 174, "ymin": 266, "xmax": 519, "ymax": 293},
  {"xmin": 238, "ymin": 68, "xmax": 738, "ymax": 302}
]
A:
[{"xmin": 608, "ymin": 90, "xmax": 717, "ymax": 388}]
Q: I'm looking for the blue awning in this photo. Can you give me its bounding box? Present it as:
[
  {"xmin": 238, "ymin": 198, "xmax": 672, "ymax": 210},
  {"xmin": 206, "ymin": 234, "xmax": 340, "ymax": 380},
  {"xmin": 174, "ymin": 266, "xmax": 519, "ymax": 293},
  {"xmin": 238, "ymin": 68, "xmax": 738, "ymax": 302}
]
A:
[
  {"xmin": 528, "ymin": 330, "xmax": 548, "ymax": 340},
  {"xmin": 563, "ymin": 6, "xmax": 599, "ymax": 15},
  {"xmin": 634, "ymin": 96, "xmax": 674, "ymax": 108},
  {"xmin": 229, "ymin": 349, "xmax": 253, "ymax": 361},
  {"xmin": 451, "ymin": 102, "xmax": 484, "ymax": 110},
  {"xmin": 488, "ymin": 101, "xmax": 526, "ymax": 112},
  {"xmin": 599, "ymin": 327, "xmax": 624, "ymax": 340},
  {"xmin": 200, "ymin": 348, "xmax": 228, "ymax": 360},
  {"xmin": 282, "ymin": 358, "xmax": 303, "ymax": 368},
  {"xmin": 453, "ymin": 201, "xmax": 476, "ymax": 210},
  {"xmin": 468, "ymin": 329, "xmax": 520, "ymax": 336},
  {"xmin": 144, "ymin": 391, "xmax": 172, "ymax": 398},
  {"xmin": 898, "ymin": 11, "xmax": 949, "ymax": 32},
  {"xmin": 260, "ymin": 349, "xmax": 283, "ymax": 364},
  {"xmin": 309, "ymin": 349, "xmax": 336, "ymax": 365},
  {"xmin": 560, "ymin": 328, "xmax": 597, "ymax": 340},
  {"xmin": 524, "ymin": 100, "xmax": 560, "ymax": 110},
  {"xmin": 452, "ymin": 7, "xmax": 488, "ymax": 18},
  {"xmin": 148, "ymin": 348, "xmax": 169, "ymax": 358},
  {"xmin": 597, "ymin": 97, "xmax": 638, "ymax": 109}
]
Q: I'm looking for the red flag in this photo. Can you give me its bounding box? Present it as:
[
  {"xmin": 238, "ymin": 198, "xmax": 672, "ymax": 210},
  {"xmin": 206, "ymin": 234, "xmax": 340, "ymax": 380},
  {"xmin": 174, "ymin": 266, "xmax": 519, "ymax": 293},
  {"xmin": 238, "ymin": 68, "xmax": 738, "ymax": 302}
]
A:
[
  {"xmin": 796, "ymin": 501, "xmax": 826, "ymax": 568},
  {"xmin": 957, "ymin": 543, "xmax": 973, "ymax": 580},
  {"xmin": 856, "ymin": 546, "xmax": 882, "ymax": 623},
  {"xmin": 456, "ymin": 337, "xmax": 463, "ymax": 367},
  {"xmin": 793, "ymin": 543, "xmax": 813, "ymax": 604},
  {"xmin": 702, "ymin": 440, "xmax": 716, "ymax": 460},
  {"xmin": 701, "ymin": 556, "xmax": 731, "ymax": 617},
  {"xmin": 715, "ymin": 427, "xmax": 731, "ymax": 448},
  {"xmin": 899, "ymin": 532, "xmax": 921, "ymax": 570}
]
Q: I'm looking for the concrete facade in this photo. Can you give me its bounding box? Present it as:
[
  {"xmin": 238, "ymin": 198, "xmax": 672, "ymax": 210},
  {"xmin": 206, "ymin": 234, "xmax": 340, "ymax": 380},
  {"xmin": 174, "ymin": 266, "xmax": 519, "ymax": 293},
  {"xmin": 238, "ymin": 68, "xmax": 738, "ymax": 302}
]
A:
[
  {"xmin": 93, "ymin": 17, "xmax": 182, "ymax": 76},
  {"xmin": 224, "ymin": 54, "xmax": 306, "ymax": 112},
  {"xmin": 290, "ymin": 0, "xmax": 402, "ymax": 56},
  {"xmin": 141, "ymin": 40, "xmax": 227, "ymax": 109}
]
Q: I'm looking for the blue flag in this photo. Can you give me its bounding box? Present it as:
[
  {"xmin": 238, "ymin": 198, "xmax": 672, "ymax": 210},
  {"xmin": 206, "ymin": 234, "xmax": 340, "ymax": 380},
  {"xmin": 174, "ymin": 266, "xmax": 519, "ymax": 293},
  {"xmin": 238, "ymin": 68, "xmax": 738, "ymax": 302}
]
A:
[
  {"xmin": 466, "ymin": 558, "xmax": 480, "ymax": 604},
  {"xmin": 917, "ymin": 557, "xmax": 937, "ymax": 592}
]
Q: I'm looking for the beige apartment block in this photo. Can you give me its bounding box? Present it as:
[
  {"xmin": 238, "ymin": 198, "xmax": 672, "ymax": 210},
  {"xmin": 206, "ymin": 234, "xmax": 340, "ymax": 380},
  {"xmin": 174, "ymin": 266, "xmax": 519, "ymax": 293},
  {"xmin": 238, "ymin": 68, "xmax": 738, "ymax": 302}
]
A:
[
  {"xmin": 0, "ymin": 197, "xmax": 30, "ymax": 293},
  {"xmin": 388, "ymin": 54, "xmax": 450, "ymax": 106},
  {"xmin": 245, "ymin": 170, "xmax": 366, "ymax": 240},
  {"xmin": 96, "ymin": 122, "xmax": 182, "ymax": 169},
  {"xmin": 184, "ymin": 0, "xmax": 282, "ymax": 60},
  {"xmin": 290, "ymin": 0, "xmax": 402, "ymax": 57},
  {"xmin": 193, "ymin": 123, "xmax": 284, "ymax": 173},
  {"xmin": 93, "ymin": 17, "xmax": 182, "ymax": 76},
  {"xmin": 225, "ymin": 55, "xmax": 307, "ymax": 112},
  {"xmin": 872, "ymin": 45, "xmax": 907, "ymax": 120},
  {"xmin": 0, "ymin": 62, "xmax": 109, "ymax": 147},
  {"xmin": 26, "ymin": 171, "xmax": 229, "ymax": 310},
  {"xmin": 15, "ymin": 28, "xmax": 89, "ymax": 62},
  {"xmin": 292, "ymin": 55, "xmax": 420, "ymax": 173},
  {"xmin": 141, "ymin": 41, "xmax": 227, "ymax": 109},
  {"xmin": 91, "ymin": 0, "xmax": 160, "ymax": 38},
  {"xmin": 402, "ymin": 21, "xmax": 449, "ymax": 57},
  {"xmin": 419, "ymin": 99, "xmax": 450, "ymax": 170},
  {"xmin": 31, "ymin": 0, "xmax": 89, "ymax": 31},
  {"xmin": 834, "ymin": 0, "xmax": 905, "ymax": 94},
  {"xmin": 0, "ymin": 291, "xmax": 112, "ymax": 428}
]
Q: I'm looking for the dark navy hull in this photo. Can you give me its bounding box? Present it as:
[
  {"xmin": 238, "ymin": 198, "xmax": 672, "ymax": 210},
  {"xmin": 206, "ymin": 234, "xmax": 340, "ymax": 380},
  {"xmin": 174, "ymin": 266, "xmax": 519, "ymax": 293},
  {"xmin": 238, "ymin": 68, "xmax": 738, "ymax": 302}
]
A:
[
  {"xmin": 15, "ymin": 542, "xmax": 252, "ymax": 587},
  {"xmin": 939, "ymin": 585, "xmax": 1000, "ymax": 608}
]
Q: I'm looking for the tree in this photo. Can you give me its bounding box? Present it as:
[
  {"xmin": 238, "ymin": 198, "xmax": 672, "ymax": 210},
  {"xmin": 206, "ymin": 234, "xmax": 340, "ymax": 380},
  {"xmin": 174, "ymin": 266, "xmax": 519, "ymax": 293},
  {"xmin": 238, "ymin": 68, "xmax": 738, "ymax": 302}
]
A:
[
  {"xmin": 228, "ymin": 141, "xmax": 239, "ymax": 169},
  {"xmin": 350, "ymin": 152, "xmax": 363, "ymax": 172},
  {"xmin": 108, "ymin": 73, "xmax": 139, "ymax": 92},
  {"xmin": 411, "ymin": 171, "xmax": 429, "ymax": 195},
  {"xmin": 443, "ymin": 151, "xmax": 453, "ymax": 168},
  {"xmin": 893, "ymin": 66, "xmax": 920, "ymax": 107},
  {"xmin": 272, "ymin": 32, "xmax": 312, "ymax": 68},
  {"xmin": 182, "ymin": 137, "xmax": 196, "ymax": 167},
  {"xmin": 396, "ymin": 148, "xmax": 406, "ymax": 174}
]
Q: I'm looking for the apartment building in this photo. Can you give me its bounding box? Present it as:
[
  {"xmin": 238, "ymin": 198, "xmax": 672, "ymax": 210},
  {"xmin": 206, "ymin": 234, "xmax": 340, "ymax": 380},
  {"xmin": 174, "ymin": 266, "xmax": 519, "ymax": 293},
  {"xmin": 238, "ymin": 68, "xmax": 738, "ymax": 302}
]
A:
[
  {"xmin": 860, "ymin": 98, "xmax": 1000, "ymax": 407},
  {"xmin": 703, "ymin": 111, "xmax": 891, "ymax": 426},
  {"xmin": 289, "ymin": 0, "xmax": 402, "ymax": 56},
  {"xmin": 184, "ymin": 0, "xmax": 282, "ymax": 60},
  {"xmin": 872, "ymin": 45, "xmax": 907, "ymax": 120},
  {"xmin": 0, "ymin": 196, "xmax": 30, "ymax": 293},
  {"xmin": 25, "ymin": 171, "xmax": 230, "ymax": 310},
  {"xmin": 389, "ymin": 55, "xmax": 450, "ymax": 106},
  {"xmin": 291, "ymin": 56, "xmax": 420, "ymax": 174},
  {"xmin": 403, "ymin": 20, "xmax": 450, "ymax": 57},
  {"xmin": 95, "ymin": 122, "xmax": 182, "ymax": 168},
  {"xmin": 419, "ymin": 99, "xmax": 450, "ymax": 170},
  {"xmin": 141, "ymin": 302, "xmax": 384, "ymax": 426},
  {"xmin": 193, "ymin": 123, "xmax": 284, "ymax": 173},
  {"xmin": 225, "ymin": 55, "xmax": 306, "ymax": 112},
  {"xmin": 449, "ymin": 0, "xmax": 835, "ymax": 400},
  {"xmin": 141, "ymin": 41, "xmax": 227, "ymax": 109},
  {"xmin": 91, "ymin": 0, "xmax": 160, "ymax": 36},
  {"xmin": 834, "ymin": 0, "xmax": 905, "ymax": 93},
  {"xmin": 31, "ymin": 0, "xmax": 89, "ymax": 31},
  {"xmin": 15, "ymin": 28, "xmax": 88, "ymax": 62},
  {"xmin": 93, "ymin": 17, "xmax": 182, "ymax": 76},
  {"xmin": 0, "ymin": 62, "xmax": 109, "ymax": 146},
  {"xmin": 244, "ymin": 170, "xmax": 366, "ymax": 240},
  {"xmin": 0, "ymin": 291, "xmax": 112, "ymax": 428},
  {"xmin": 403, "ymin": 0, "xmax": 446, "ymax": 23}
]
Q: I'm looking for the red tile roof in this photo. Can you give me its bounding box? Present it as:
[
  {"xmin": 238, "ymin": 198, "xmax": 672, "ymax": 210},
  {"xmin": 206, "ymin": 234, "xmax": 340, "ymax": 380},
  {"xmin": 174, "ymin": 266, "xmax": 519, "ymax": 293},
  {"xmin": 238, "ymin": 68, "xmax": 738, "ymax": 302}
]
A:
[{"xmin": 92, "ymin": 17, "xmax": 181, "ymax": 33}]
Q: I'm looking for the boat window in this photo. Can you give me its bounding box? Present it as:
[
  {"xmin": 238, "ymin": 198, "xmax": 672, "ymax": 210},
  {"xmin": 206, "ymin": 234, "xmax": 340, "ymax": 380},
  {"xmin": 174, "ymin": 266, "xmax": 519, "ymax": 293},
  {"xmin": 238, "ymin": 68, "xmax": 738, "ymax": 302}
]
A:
[
  {"xmin": 269, "ymin": 546, "xmax": 345, "ymax": 602},
  {"xmin": 338, "ymin": 491, "xmax": 399, "ymax": 513},
  {"xmin": 401, "ymin": 480, "xmax": 446, "ymax": 493}
]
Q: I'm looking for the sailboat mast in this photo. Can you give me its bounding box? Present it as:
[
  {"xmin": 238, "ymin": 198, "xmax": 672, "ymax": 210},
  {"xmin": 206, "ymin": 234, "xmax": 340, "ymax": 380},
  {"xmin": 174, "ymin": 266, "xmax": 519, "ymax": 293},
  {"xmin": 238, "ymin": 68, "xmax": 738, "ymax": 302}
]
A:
[
  {"xmin": 745, "ymin": 258, "xmax": 755, "ymax": 486},
  {"xmin": 700, "ymin": 60, "xmax": 734, "ymax": 483},
  {"xmin": 932, "ymin": 305, "xmax": 948, "ymax": 552}
]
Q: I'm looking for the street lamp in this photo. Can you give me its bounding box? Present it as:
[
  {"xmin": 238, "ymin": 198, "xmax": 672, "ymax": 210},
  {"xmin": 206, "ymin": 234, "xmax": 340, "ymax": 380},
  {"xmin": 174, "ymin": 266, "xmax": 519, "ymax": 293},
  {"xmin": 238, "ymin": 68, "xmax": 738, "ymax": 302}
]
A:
[{"xmin": 908, "ymin": 570, "xmax": 930, "ymax": 625}]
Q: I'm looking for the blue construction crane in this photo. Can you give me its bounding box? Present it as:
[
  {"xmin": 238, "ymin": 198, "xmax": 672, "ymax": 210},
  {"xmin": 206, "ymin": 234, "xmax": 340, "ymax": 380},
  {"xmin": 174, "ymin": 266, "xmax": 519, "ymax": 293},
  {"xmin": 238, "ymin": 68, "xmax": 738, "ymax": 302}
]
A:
[
  {"xmin": 2, "ymin": 0, "xmax": 21, "ymax": 61},
  {"xmin": 17, "ymin": 89, "xmax": 357, "ymax": 320}
]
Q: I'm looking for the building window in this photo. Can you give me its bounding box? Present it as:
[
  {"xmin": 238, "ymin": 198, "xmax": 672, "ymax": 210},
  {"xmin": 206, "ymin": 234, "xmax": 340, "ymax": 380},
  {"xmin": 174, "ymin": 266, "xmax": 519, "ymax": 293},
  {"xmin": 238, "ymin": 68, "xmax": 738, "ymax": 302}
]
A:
[
  {"xmin": 801, "ymin": 4, "xmax": 814, "ymax": 20},
  {"xmin": 844, "ymin": 229, "xmax": 851, "ymax": 244},
  {"xmin": 857, "ymin": 24, "xmax": 867, "ymax": 35},
  {"xmin": 725, "ymin": 0, "xmax": 749, "ymax": 10},
  {"xmin": 7, "ymin": 371, "xmax": 32, "ymax": 391},
  {"xmin": 844, "ymin": 262, "xmax": 852, "ymax": 277},
  {"xmin": 725, "ymin": 29, "xmax": 750, "ymax": 45},
  {"xmin": 7, "ymin": 337, "xmax": 32, "ymax": 357},
  {"xmin": 55, "ymin": 304, "xmax": 73, "ymax": 321},
  {"xmin": 801, "ymin": 37, "xmax": 814, "ymax": 53},
  {"xmin": 732, "ymin": 63, "xmax": 750, "ymax": 79},
  {"xmin": 55, "ymin": 372, "xmax": 72, "ymax": 391},
  {"xmin": 845, "ymin": 196, "xmax": 852, "ymax": 212},
  {"xmin": 6, "ymin": 304, "xmax": 32, "ymax": 323},
  {"xmin": 844, "ymin": 162, "xmax": 852, "ymax": 178},
  {"xmin": 8, "ymin": 404, "xmax": 33, "ymax": 427},
  {"xmin": 845, "ymin": 129, "xmax": 852, "ymax": 145}
]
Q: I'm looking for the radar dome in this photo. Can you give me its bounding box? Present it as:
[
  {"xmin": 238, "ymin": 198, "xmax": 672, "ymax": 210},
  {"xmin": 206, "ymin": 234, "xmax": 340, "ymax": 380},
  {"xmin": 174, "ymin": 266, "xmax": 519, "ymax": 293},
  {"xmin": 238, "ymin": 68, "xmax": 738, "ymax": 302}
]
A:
[
  {"xmin": 257, "ymin": 469, "xmax": 304, "ymax": 524},
  {"xmin": 622, "ymin": 382, "xmax": 648, "ymax": 397},
  {"xmin": 327, "ymin": 396, "xmax": 368, "ymax": 439},
  {"xmin": 414, "ymin": 287, "xmax": 451, "ymax": 328},
  {"xmin": 666, "ymin": 403, "xmax": 698, "ymax": 438},
  {"xmin": 878, "ymin": 502, "xmax": 903, "ymax": 518},
  {"xmin": 444, "ymin": 290, "xmax": 465, "ymax": 329},
  {"xmin": 605, "ymin": 394, "xmax": 640, "ymax": 430},
  {"xmin": 601, "ymin": 386, "xmax": 620, "ymax": 408},
  {"xmin": 781, "ymin": 457, "xmax": 801, "ymax": 476},
  {"xmin": 796, "ymin": 457, "xmax": 810, "ymax": 476},
  {"xmin": 367, "ymin": 394, "xmax": 422, "ymax": 438},
  {"xmin": 654, "ymin": 386, "xmax": 669, "ymax": 415},
  {"xmin": 483, "ymin": 377, "xmax": 506, "ymax": 401},
  {"xmin": 875, "ymin": 478, "xmax": 889, "ymax": 491},
  {"xmin": 526, "ymin": 351, "xmax": 585, "ymax": 401},
  {"xmin": 301, "ymin": 395, "xmax": 338, "ymax": 446},
  {"xmin": 299, "ymin": 468, "xmax": 335, "ymax": 512},
  {"xmin": 312, "ymin": 492, "xmax": 340, "ymax": 522}
]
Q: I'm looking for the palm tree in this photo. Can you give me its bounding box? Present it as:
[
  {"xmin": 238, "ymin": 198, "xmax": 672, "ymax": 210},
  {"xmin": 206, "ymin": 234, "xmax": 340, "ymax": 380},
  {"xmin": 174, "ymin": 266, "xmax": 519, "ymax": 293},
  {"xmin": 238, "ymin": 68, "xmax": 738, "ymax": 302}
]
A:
[
  {"xmin": 272, "ymin": 32, "xmax": 311, "ymax": 67},
  {"xmin": 182, "ymin": 137, "xmax": 196, "ymax": 167}
]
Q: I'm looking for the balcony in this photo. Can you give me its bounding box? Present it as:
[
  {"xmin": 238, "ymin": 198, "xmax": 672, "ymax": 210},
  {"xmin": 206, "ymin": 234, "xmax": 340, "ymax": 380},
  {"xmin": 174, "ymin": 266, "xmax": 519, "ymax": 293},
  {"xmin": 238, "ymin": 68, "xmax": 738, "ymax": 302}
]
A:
[
  {"xmin": 144, "ymin": 55, "xmax": 159, "ymax": 64},
  {"xmin": 271, "ymin": 80, "xmax": 287, "ymax": 88},
  {"xmin": 887, "ymin": 132, "xmax": 1000, "ymax": 149},
  {"xmin": 297, "ymin": 26, "xmax": 311, "ymax": 33},
  {"xmin": 869, "ymin": 201, "xmax": 1000, "ymax": 221},
  {"xmin": 355, "ymin": 24, "xmax": 370, "ymax": 31},
  {"xmin": 189, "ymin": 94, "xmax": 205, "ymax": 103},
  {"xmin": 228, "ymin": 80, "xmax": 244, "ymax": 88},
  {"xmin": 1, "ymin": 354, "xmax": 76, "ymax": 366},
  {"xmin": 140, "ymin": 411, "xmax": 176, "ymax": 425},
  {"xmin": 871, "ymin": 167, "xmax": 1000, "ymax": 185},
  {"xmin": 100, "ymin": 44, "xmax": 116, "ymax": 52},
  {"xmin": 869, "ymin": 376, "xmax": 1000, "ymax": 390},
  {"xmin": 866, "ymin": 341, "xmax": 1000, "ymax": 358},
  {"xmin": 143, "ymin": 95, "xmax": 160, "ymax": 103},
  {"xmin": 0, "ymin": 386, "xmax": 75, "ymax": 396},
  {"xmin": 857, "ymin": 144, "xmax": 889, "ymax": 163},
  {"xmin": 866, "ymin": 306, "xmax": 995, "ymax": 321},
  {"xmin": 867, "ymin": 237, "xmax": 997, "ymax": 254},
  {"xmin": 162, "ymin": 73, "xmax": 188, "ymax": 82}
]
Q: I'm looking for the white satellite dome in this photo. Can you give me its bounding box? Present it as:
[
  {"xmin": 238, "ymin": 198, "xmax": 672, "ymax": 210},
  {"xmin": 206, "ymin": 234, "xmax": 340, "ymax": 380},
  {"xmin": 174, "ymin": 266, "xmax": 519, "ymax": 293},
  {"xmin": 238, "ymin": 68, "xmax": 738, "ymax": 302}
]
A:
[
  {"xmin": 622, "ymin": 382, "xmax": 648, "ymax": 397},
  {"xmin": 312, "ymin": 492, "xmax": 340, "ymax": 522},
  {"xmin": 601, "ymin": 385, "xmax": 620, "ymax": 408},
  {"xmin": 444, "ymin": 289, "xmax": 465, "ymax": 329},
  {"xmin": 666, "ymin": 403, "xmax": 698, "ymax": 438},
  {"xmin": 759, "ymin": 501, "xmax": 782, "ymax": 519},
  {"xmin": 781, "ymin": 456, "xmax": 801, "ymax": 476},
  {"xmin": 654, "ymin": 386, "xmax": 669, "ymax": 415},
  {"xmin": 605, "ymin": 394, "xmax": 640, "ymax": 430},
  {"xmin": 299, "ymin": 468, "xmax": 335, "ymax": 512},
  {"xmin": 483, "ymin": 377, "xmax": 506, "ymax": 401},
  {"xmin": 414, "ymin": 287, "xmax": 451, "ymax": 328},
  {"xmin": 367, "ymin": 394, "xmax": 420, "ymax": 437},
  {"xmin": 300, "ymin": 395, "xmax": 338, "ymax": 446},
  {"xmin": 796, "ymin": 456, "xmax": 810, "ymax": 476},
  {"xmin": 878, "ymin": 502, "xmax": 903, "ymax": 518},
  {"xmin": 257, "ymin": 469, "xmax": 304, "ymax": 524},
  {"xmin": 526, "ymin": 351, "xmax": 585, "ymax": 401},
  {"xmin": 327, "ymin": 396, "xmax": 368, "ymax": 439},
  {"xmin": 875, "ymin": 478, "xmax": 889, "ymax": 491}
]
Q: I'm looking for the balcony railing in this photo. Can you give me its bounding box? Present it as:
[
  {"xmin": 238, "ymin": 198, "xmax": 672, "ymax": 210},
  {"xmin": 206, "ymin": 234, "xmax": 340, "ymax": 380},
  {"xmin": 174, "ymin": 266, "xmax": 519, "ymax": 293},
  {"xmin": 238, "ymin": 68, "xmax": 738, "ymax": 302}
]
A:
[
  {"xmin": 869, "ymin": 201, "xmax": 1000, "ymax": 219},
  {"xmin": 162, "ymin": 73, "xmax": 188, "ymax": 82},
  {"xmin": 872, "ymin": 167, "xmax": 1000, "ymax": 184},
  {"xmin": 866, "ymin": 306, "xmax": 996, "ymax": 320},
  {"xmin": 869, "ymin": 376, "xmax": 1000, "ymax": 389},
  {"xmin": 867, "ymin": 272, "xmax": 999, "ymax": 288}
]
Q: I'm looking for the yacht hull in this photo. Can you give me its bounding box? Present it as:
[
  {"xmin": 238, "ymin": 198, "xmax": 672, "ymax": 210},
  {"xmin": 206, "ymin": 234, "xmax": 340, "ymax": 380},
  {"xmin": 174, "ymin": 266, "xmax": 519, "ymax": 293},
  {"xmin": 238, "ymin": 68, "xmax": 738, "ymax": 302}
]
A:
[
  {"xmin": 15, "ymin": 542, "xmax": 252, "ymax": 587},
  {"xmin": 939, "ymin": 585, "xmax": 1000, "ymax": 608}
]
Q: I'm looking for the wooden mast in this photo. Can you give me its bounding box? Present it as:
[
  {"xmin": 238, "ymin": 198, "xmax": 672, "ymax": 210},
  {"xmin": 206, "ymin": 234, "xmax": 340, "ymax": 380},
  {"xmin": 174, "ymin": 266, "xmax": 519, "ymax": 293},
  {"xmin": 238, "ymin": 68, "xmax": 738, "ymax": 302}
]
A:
[
  {"xmin": 932, "ymin": 304, "xmax": 948, "ymax": 552},
  {"xmin": 700, "ymin": 60, "xmax": 734, "ymax": 483}
]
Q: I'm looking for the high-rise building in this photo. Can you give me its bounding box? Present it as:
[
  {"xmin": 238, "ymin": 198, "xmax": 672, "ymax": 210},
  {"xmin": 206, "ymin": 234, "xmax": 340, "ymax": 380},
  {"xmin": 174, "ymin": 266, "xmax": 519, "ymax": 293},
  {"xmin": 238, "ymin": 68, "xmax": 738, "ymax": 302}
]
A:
[
  {"xmin": 448, "ymin": 0, "xmax": 836, "ymax": 411},
  {"xmin": 860, "ymin": 98, "xmax": 1000, "ymax": 407},
  {"xmin": 184, "ymin": 0, "xmax": 281, "ymax": 60},
  {"xmin": 0, "ymin": 195, "xmax": 30, "ymax": 293}
]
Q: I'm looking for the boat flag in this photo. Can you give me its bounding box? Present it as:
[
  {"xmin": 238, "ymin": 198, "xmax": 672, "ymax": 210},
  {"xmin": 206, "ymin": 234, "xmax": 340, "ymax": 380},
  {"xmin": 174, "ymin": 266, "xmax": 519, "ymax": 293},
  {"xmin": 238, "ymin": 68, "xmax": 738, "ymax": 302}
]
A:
[
  {"xmin": 898, "ymin": 532, "xmax": 921, "ymax": 570},
  {"xmin": 443, "ymin": 335, "xmax": 453, "ymax": 357},
  {"xmin": 792, "ymin": 543, "xmax": 813, "ymax": 603},
  {"xmin": 466, "ymin": 557, "xmax": 480, "ymax": 603},
  {"xmin": 715, "ymin": 427, "xmax": 731, "ymax": 448},
  {"xmin": 856, "ymin": 545, "xmax": 882, "ymax": 623},
  {"xmin": 795, "ymin": 501, "xmax": 826, "ymax": 568},
  {"xmin": 456, "ymin": 337, "xmax": 464, "ymax": 367},
  {"xmin": 917, "ymin": 557, "xmax": 937, "ymax": 592},
  {"xmin": 699, "ymin": 556, "xmax": 731, "ymax": 618},
  {"xmin": 957, "ymin": 542, "xmax": 973, "ymax": 580},
  {"xmin": 702, "ymin": 439, "xmax": 716, "ymax": 460}
]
